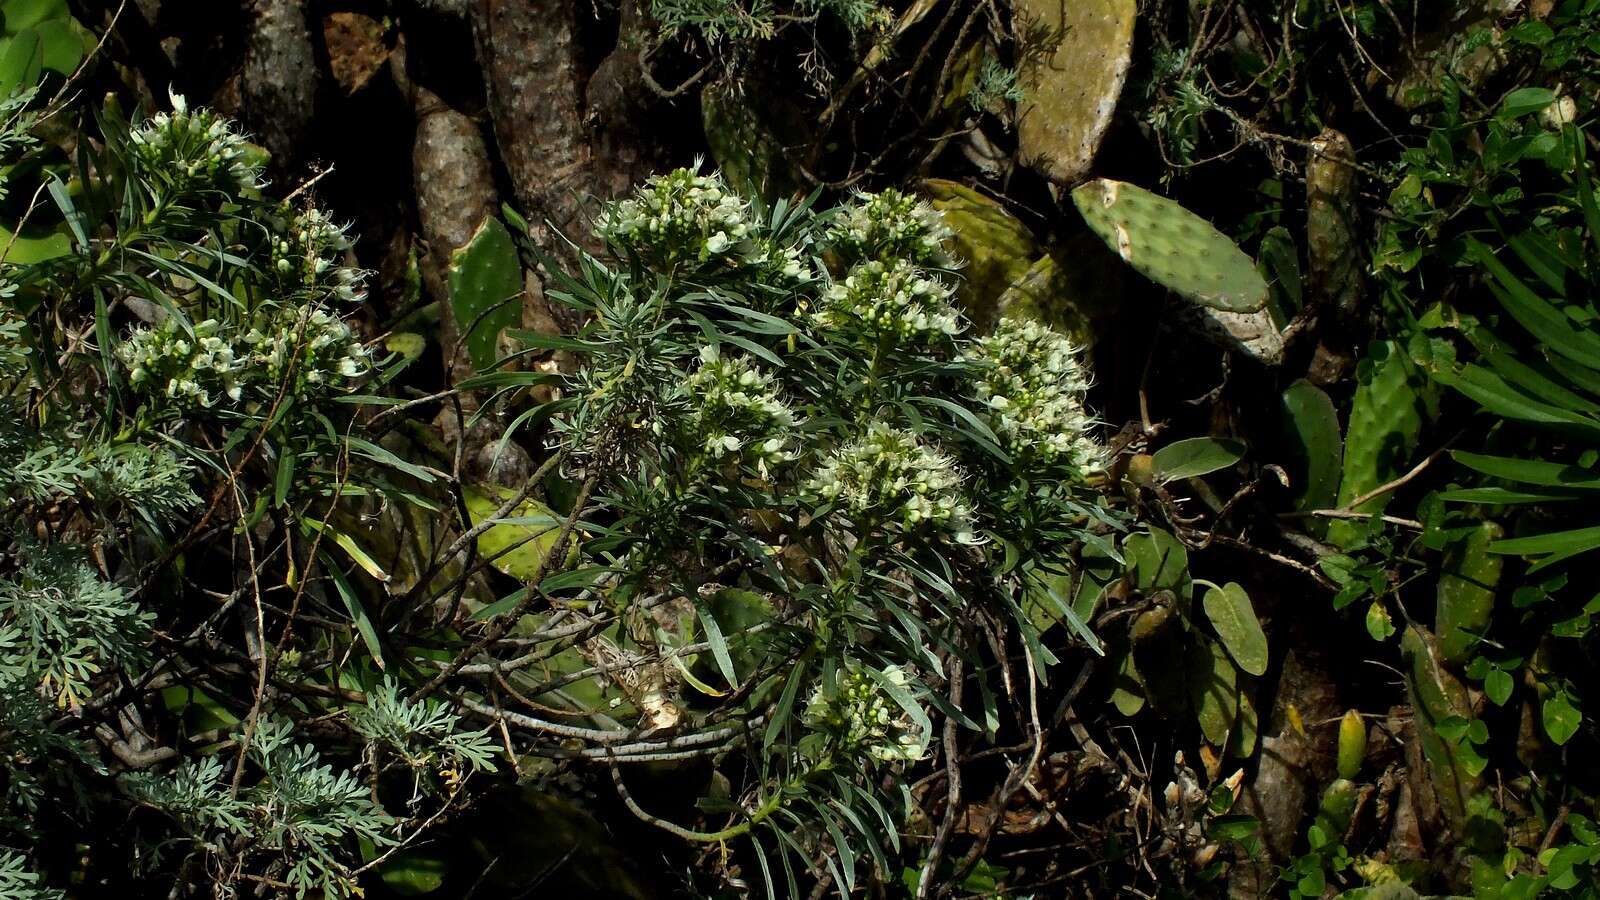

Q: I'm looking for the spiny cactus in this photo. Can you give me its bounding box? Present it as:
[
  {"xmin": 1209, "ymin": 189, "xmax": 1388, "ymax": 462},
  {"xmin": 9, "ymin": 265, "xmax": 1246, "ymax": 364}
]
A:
[
  {"xmin": 1306, "ymin": 129, "xmax": 1363, "ymax": 315},
  {"xmin": 1400, "ymin": 626, "xmax": 1482, "ymax": 830},
  {"xmin": 1336, "ymin": 709, "xmax": 1367, "ymax": 780},
  {"xmin": 994, "ymin": 236, "xmax": 1123, "ymax": 347},
  {"xmin": 1328, "ymin": 342, "xmax": 1430, "ymax": 547},
  {"xmin": 448, "ymin": 216, "xmax": 524, "ymax": 373},
  {"xmin": 922, "ymin": 179, "xmax": 1037, "ymax": 330},
  {"xmin": 1435, "ymin": 521, "xmax": 1503, "ymax": 665},
  {"xmin": 1071, "ymin": 179, "xmax": 1270, "ymax": 314},
  {"xmin": 1014, "ymin": 0, "xmax": 1135, "ymax": 184}
]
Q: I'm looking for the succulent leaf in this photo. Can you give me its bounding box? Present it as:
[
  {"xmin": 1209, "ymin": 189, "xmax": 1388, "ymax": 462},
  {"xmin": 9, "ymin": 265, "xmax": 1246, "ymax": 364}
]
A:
[
  {"xmin": 1014, "ymin": 0, "xmax": 1135, "ymax": 184},
  {"xmin": 1071, "ymin": 178, "xmax": 1270, "ymax": 314}
]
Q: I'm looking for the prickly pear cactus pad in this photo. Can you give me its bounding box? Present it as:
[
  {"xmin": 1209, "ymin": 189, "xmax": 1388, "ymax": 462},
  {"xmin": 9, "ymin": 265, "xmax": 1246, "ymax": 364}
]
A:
[
  {"xmin": 1071, "ymin": 179, "xmax": 1270, "ymax": 314},
  {"xmin": 1014, "ymin": 0, "xmax": 1134, "ymax": 185},
  {"xmin": 922, "ymin": 179, "xmax": 1038, "ymax": 330},
  {"xmin": 1306, "ymin": 129, "xmax": 1362, "ymax": 314}
]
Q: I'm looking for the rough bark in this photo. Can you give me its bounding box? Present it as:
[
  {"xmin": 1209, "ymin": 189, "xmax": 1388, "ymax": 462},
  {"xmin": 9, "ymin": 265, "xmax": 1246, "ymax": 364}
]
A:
[
  {"xmin": 240, "ymin": 0, "xmax": 317, "ymax": 168},
  {"xmin": 470, "ymin": 0, "xmax": 594, "ymax": 241}
]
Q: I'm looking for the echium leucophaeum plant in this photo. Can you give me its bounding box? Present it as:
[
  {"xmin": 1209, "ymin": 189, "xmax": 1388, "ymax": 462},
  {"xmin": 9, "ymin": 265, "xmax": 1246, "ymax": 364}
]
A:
[
  {"xmin": 116, "ymin": 97, "xmax": 371, "ymax": 419},
  {"xmin": 463, "ymin": 165, "xmax": 1116, "ymax": 893}
]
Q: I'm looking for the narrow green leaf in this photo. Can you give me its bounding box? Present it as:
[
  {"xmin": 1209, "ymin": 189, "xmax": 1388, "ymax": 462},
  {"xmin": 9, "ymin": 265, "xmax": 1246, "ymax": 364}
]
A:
[
  {"xmin": 303, "ymin": 518, "xmax": 389, "ymax": 583},
  {"xmin": 273, "ymin": 450, "xmax": 295, "ymax": 508},
  {"xmin": 1472, "ymin": 240, "xmax": 1600, "ymax": 369},
  {"xmin": 323, "ymin": 553, "xmax": 386, "ymax": 670},
  {"xmin": 1453, "ymin": 451, "xmax": 1600, "ymax": 489},
  {"xmin": 1489, "ymin": 525, "xmax": 1600, "ymax": 558},
  {"xmin": 862, "ymin": 665, "xmax": 933, "ymax": 744},
  {"xmin": 697, "ymin": 603, "xmax": 738, "ymax": 689}
]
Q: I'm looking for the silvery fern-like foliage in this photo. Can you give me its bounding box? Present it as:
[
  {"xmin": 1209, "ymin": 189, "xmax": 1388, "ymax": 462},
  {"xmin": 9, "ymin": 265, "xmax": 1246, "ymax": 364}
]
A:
[
  {"xmin": 0, "ymin": 850, "xmax": 62, "ymax": 900},
  {"xmin": 0, "ymin": 81, "xmax": 434, "ymax": 897},
  {"xmin": 0, "ymin": 542, "xmax": 150, "ymax": 707},
  {"xmin": 348, "ymin": 678, "xmax": 498, "ymax": 776},
  {"xmin": 126, "ymin": 721, "xmax": 394, "ymax": 900}
]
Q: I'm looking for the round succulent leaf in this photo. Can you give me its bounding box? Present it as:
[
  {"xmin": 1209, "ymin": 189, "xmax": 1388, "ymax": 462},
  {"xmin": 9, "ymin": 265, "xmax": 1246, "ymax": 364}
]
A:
[
  {"xmin": 1202, "ymin": 581, "xmax": 1268, "ymax": 677},
  {"xmin": 1188, "ymin": 636, "xmax": 1239, "ymax": 746},
  {"xmin": 1279, "ymin": 380, "xmax": 1343, "ymax": 535},
  {"xmin": 1151, "ymin": 436, "xmax": 1246, "ymax": 482}
]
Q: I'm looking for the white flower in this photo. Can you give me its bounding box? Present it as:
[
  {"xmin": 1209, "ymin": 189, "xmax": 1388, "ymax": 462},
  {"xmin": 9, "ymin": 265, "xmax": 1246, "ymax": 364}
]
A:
[
  {"xmin": 826, "ymin": 188, "xmax": 953, "ymax": 267},
  {"xmin": 804, "ymin": 664, "xmax": 929, "ymax": 763},
  {"xmin": 961, "ymin": 316, "xmax": 1102, "ymax": 477},
  {"xmin": 130, "ymin": 95, "xmax": 261, "ymax": 196},
  {"xmin": 682, "ymin": 346, "xmax": 797, "ymax": 475},
  {"xmin": 806, "ymin": 422, "xmax": 974, "ymax": 540},
  {"xmin": 813, "ymin": 258, "xmax": 963, "ymax": 348},
  {"xmin": 596, "ymin": 169, "xmax": 756, "ymax": 269}
]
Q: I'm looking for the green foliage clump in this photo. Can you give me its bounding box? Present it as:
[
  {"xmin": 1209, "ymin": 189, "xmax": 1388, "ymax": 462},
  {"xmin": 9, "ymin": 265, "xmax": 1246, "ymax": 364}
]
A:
[
  {"xmin": 475, "ymin": 166, "xmax": 1118, "ymax": 888},
  {"xmin": 0, "ymin": 80, "xmax": 483, "ymax": 896}
]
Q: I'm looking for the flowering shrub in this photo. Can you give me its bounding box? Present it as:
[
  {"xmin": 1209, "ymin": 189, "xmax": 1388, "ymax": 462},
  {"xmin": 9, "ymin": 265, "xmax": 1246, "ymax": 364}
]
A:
[
  {"xmin": 682, "ymin": 345, "xmax": 797, "ymax": 473},
  {"xmin": 812, "ymin": 257, "xmax": 963, "ymax": 348},
  {"xmin": 458, "ymin": 166, "xmax": 1118, "ymax": 893},
  {"xmin": 3, "ymin": 74, "xmax": 1113, "ymax": 894},
  {"xmin": 804, "ymin": 664, "xmax": 928, "ymax": 762},
  {"xmin": 595, "ymin": 167, "xmax": 757, "ymax": 270},
  {"xmin": 125, "ymin": 91, "xmax": 261, "ymax": 198},
  {"xmin": 963, "ymin": 316, "xmax": 1102, "ymax": 475},
  {"xmin": 807, "ymin": 422, "xmax": 974, "ymax": 540}
]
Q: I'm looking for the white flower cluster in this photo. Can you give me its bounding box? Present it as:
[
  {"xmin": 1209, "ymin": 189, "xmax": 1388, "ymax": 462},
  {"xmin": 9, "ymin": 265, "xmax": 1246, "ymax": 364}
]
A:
[
  {"xmin": 243, "ymin": 305, "xmax": 371, "ymax": 399},
  {"xmin": 808, "ymin": 422, "xmax": 974, "ymax": 540},
  {"xmin": 962, "ymin": 317, "xmax": 1103, "ymax": 476},
  {"xmin": 120, "ymin": 306, "xmax": 368, "ymax": 410},
  {"xmin": 128, "ymin": 91, "xmax": 261, "ymax": 197},
  {"xmin": 813, "ymin": 258, "xmax": 962, "ymax": 347},
  {"xmin": 683, "ymin": 346, "xmax": 797, "ymax": 476},
  {"xmin": 119, "ymin": 317, "xmax": 244, "ymax": 407},
  {"xmin": 804, "ymin": 664, "xmax": 927, "ymax": 762},
  {"xmin": 595, "ymin": 169, "xmax": 754, "ymax": 270},
  {"xmin": 268, "ymin": 206, "xmax": 367, "ymax": 304},
  {"xmin": 747, "ymin": 237, "xmax": 814, "ymax": 288},
  {"xmin": 827, "ymin": 188, "xmax": 953, "ymax": 266}
]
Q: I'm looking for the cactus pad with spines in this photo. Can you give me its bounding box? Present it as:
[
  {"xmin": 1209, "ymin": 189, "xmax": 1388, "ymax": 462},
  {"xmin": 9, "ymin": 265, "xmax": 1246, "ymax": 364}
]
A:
[
  {"xmin": 1014, "ymin": 0, "xmax": 1135, "ymax": 184},
  {"xmin": 922, "ymin": 179, "xmax": 1038, "ymax": 331},
  {"xmin": 1306, "ymin": 129, "xmax": 1363, "ymax": 314},
  {"xmin": 1328, "ymin": 341, "xmax": 1430, "ymax": 547},
  {"xmin": 1072, "ymin": 179, "xmax": 1271, "ymax": 314}
]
